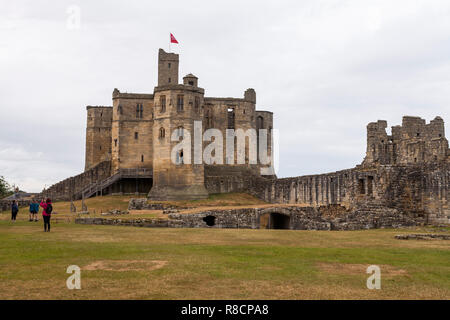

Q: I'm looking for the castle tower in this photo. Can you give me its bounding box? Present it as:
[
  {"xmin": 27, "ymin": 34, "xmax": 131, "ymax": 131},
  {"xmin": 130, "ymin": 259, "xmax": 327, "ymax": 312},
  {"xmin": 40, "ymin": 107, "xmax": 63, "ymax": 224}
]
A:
[
  {"xmin": 85, "ymin": 106, "xmax": 112, "ymax": 171},
  {"xmin": 148, "ymin": 53, "xmax": 209, "ymax": 200},
  {"xmin": 158, "ymin": 49, "xmax": 179, "ymax": 86}
]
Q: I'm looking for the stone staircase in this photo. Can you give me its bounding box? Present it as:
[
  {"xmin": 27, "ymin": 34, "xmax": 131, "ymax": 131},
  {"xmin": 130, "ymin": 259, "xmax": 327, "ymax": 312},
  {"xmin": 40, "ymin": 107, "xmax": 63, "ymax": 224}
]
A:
[{"xmin": 79, "ymin": 168, "xmax": 152, "ymax": 199}]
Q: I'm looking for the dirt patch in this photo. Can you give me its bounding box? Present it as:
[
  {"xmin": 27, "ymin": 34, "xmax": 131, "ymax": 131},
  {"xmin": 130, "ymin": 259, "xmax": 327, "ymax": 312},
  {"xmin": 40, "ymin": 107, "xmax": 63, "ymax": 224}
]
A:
[
  {"xmin": 84, "ymin": 260, "xmax": 167, "ymax": 272},
  {"xmin": 316, "ymin": 262, "xmax": 408, "ymax": 277}
]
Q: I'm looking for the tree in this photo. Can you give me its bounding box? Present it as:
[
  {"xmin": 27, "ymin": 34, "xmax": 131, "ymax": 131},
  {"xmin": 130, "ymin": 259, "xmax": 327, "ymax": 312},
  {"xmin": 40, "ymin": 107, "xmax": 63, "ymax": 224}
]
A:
[{"xmin": 0, "ymin": 176, "xmax": 13, "ymax": 198}]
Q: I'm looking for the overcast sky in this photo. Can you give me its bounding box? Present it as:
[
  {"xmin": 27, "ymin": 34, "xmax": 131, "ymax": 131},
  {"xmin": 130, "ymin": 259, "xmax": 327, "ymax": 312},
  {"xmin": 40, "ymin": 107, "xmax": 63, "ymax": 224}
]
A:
[{"xmin": 1, "ymin": 0, "xmax": 450, "ymax": 192}]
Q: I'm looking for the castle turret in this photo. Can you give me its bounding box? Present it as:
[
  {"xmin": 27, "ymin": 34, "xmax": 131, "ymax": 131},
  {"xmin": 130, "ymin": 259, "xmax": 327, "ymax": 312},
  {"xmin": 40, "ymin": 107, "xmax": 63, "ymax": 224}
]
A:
[
  {"xmin": 158, "ymin": 49, "xmax": 179, "ymax": 86},
  {"xmin": 149, "ymin": 54, "xmax": 208, "ymax": 200},
  {"xmin": 183, "ymin": 73, "xmax": 198, "ymax": 87},
  {"xmin": 85, "ymin": 106, "xmax": 113, "ymax": 171}
]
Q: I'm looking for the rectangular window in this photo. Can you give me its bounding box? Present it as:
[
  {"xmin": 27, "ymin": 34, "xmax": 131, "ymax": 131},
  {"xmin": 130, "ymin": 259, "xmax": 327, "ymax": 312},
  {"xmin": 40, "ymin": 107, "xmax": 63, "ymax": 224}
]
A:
[
  {"xmin": 135, "ymin": 132, "xmax": 138, "ymax": 140},
  {"xmin": 160, "ymin": 95, "xmax": 166, "ymax": 112},
  {"xmin": 367, "ymin": 176, "xmax": 374, "ymax": 196},
  {"xmin": 114, "ymin": 139, "xmax": 117, "ymax": 147},
  {"xmin": 358, "ymin": 179, "xmax": 365, "ymax": 195},
  {"xmin": 177, "ymin": 95, "xmax": 184, "ymax": 112},
  {"xmin": 136, "ymin": 103, "xmax": 143, "ymax": 118}
]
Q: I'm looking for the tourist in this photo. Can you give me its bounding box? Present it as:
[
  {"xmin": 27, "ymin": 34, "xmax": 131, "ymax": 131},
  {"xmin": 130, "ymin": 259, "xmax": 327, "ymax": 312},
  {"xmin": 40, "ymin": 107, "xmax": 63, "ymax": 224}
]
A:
[
  {"xmin": 11, "ymin": 200, "xmax": 18, "ymax": 222},
  {"xmin": 29, "ymin": 200, "xmax": 39, "ymax": 222},
  {"xmin": 40, "ymin": 198, "xmax": 53, "ymax": 232}
]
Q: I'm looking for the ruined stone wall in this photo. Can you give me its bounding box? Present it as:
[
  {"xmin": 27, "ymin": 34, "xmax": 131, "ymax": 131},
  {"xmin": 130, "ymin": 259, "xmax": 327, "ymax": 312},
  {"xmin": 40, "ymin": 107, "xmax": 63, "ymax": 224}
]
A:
[
  {"xmin": 203, "ymin": 90, "xmax": 273, "ymax": 177},
  {"xmin": 420, "ymin": 162, "xmax": 450, "ymax": 224},
  {"xmin": 167, "ymin": 206, "xmax": 422, "ymax": 230},
  {"xmin": 0, "ymin": 199, "xmax": 32, "ymax": 212},
  {"xmin": 363, "ymin": 116, "xmax": 449, "ymax": 166},
  {"xmin": 205, "ymin": 162, "xmax": 449, "ymax": 225},
  {"xmin": 42, "ymin": 161, "xmax": 111, "ymax": 201},
  {"xmin": 75, "ymin": 205, "xmax": 423, "ymax": 230},
  {"xmin": 85, "ymin": 106, "xmax": 112, "ymax": 171}
]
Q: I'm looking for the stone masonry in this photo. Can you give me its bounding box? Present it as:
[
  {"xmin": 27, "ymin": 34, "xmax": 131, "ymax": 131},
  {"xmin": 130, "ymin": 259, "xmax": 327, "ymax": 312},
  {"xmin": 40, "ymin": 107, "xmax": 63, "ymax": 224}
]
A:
[{"xmin": 41, "ymin": 48, "xmax": 449, "ymax": 226}]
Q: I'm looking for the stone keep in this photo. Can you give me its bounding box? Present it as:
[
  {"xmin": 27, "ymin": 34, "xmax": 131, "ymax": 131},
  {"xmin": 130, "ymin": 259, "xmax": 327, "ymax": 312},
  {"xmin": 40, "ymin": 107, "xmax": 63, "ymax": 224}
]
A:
[{"xmin": 81, "ymin": 48, "xmax": 274, "ymax": 200}]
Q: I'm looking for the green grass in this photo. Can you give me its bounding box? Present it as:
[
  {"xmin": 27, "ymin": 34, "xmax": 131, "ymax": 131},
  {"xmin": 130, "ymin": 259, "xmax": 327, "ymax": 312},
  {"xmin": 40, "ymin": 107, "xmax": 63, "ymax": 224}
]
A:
[
  {"xmin": 0, "ymin": 220, "xmax": 448, "ymax": 299},
  {"xmin": 0, "ymin": 193, "xmax": 266, "ymax": 219}
]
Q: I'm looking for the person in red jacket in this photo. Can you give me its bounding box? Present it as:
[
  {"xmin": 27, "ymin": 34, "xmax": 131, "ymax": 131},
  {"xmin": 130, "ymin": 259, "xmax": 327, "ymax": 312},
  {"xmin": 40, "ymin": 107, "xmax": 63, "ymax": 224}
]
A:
[{"xmin": 40, "ymin": 198, "xmax": 53, "ymax": 232}]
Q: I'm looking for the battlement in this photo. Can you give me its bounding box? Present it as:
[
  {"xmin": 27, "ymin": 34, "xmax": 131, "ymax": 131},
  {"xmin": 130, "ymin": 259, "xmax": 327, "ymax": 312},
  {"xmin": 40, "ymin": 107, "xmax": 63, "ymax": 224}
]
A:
[
  {"xmin": 363, "ymin": 116, "xmax": 449, "ymax": 166},
  {"xmin": 112, "ymin": 88, "xmax": 154, "ymax": 100},
  {"xmin": 86, "ymin": 105, "xmax": 112, "ymax": 110}
]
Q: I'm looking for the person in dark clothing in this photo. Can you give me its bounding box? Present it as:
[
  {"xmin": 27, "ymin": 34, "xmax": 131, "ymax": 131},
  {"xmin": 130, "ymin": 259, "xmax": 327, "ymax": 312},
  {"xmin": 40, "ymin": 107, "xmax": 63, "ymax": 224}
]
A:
[
  {"xmin": 11, "ymin": 200, "xmax": 19, "ymax": 222},
  {"xmin": 29, "ymin": 200, "xmax": 39, "ymax": 222},
  {"xmin": 40, "ymin": 198, "xmax": 53, "ymax": 232}
]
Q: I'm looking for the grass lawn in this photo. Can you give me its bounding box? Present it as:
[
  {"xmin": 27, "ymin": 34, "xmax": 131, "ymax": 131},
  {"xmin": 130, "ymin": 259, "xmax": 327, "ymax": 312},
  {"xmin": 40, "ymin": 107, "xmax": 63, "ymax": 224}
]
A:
[
  {"xmin": 0, "ymin": 216, "xmax": 448, "ymax": 299},
  {"xmin": 0, "ymin": 193, "xmax": 267, "ymax": 220}
]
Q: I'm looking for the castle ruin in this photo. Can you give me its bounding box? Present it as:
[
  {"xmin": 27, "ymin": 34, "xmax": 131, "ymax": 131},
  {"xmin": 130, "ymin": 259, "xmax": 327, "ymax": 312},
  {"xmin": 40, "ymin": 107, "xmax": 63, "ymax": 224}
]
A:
[{"xmin": 42, "ymin": 49, "xmax": 450, "ymax": 225}]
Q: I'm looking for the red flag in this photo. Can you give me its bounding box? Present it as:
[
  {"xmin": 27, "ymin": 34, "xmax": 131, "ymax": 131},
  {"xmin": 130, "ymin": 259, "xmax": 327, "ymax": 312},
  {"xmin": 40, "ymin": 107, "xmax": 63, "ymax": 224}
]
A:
[{"xmin": 170, "ymin": 33, "xmax": 179, "ymax": 44}]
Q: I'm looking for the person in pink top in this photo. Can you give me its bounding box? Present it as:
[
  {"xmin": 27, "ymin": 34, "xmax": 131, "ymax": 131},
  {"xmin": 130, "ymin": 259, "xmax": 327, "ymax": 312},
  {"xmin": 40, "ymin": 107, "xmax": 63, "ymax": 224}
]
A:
[{"xmin": 40, "ymin": 198, "xmax": 53, "ymax": 232}]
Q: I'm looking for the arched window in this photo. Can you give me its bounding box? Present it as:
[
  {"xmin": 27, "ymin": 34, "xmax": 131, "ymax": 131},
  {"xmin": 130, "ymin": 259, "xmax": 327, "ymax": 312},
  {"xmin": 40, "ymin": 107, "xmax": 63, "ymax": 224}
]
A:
[
  {"xmin": 257, "ymin": 116, "xmax": 264, "ymax": 130},
  {"xmin": 159, "ymin": 127, "xmax": 165, "ymax": 139}
]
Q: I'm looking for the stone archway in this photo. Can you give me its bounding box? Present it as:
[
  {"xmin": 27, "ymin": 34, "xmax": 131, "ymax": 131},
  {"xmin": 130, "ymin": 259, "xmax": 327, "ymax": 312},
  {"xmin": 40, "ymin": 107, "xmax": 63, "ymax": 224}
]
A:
[{"xmin": 259, "ymin": 208, "xmax": 292, "ymax": 230}]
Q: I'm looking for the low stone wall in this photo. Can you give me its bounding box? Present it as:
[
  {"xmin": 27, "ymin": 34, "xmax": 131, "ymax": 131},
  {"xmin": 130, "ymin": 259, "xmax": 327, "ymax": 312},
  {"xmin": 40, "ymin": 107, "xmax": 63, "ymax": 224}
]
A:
[
  {"xmin": 75, "ymin": 205, "xmax": 424, "ymax": 231},
  {"xmin": 75, "ymin": 217, "xmax": 171, "ymax": 228},
  {"xmin": 168, "ymin": 206, "xmax": 423, "ymax": 230},
  {"xmin": 128, "ymin": 198, "xmax": 188, "ymax": 211},
  {"xmin": 0, "ymin": 200, "xmax": 32, "ymax": 212},
  {"xmin": 395, "ymin": 234, "xmax": 450, "ymax": 240}
]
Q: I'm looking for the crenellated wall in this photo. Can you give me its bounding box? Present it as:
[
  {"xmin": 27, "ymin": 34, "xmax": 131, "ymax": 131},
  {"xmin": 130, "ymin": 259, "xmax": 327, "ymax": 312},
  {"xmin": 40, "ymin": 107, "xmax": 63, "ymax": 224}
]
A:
[{"xmin": 362, "ymin": 116, "xmax": 449, "ymax": 166}]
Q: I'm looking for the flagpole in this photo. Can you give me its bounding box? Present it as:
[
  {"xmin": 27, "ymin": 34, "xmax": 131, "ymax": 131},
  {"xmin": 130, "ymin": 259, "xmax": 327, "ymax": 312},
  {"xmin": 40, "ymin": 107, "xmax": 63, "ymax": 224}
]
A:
[{"xmin": 169, "ymin": 33, "xmax": 171, "ymax": 53}]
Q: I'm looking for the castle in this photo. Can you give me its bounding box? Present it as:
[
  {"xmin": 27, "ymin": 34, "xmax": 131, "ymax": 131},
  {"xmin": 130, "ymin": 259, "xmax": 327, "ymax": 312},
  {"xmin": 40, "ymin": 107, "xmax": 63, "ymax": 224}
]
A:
[
  {"xmin": 84, "ymin": 49, "xmax": 273, "ymax": 200},
  {"xmin": 41, "ymin": 49, "xmax": 450, "ymax": 225}
]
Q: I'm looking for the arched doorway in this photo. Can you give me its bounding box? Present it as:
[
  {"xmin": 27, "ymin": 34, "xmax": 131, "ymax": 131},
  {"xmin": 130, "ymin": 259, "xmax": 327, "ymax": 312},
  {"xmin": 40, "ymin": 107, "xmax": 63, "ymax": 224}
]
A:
[{"xmin": 259, "ymin": 211, "xmax": 291, "ymax": 229}]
